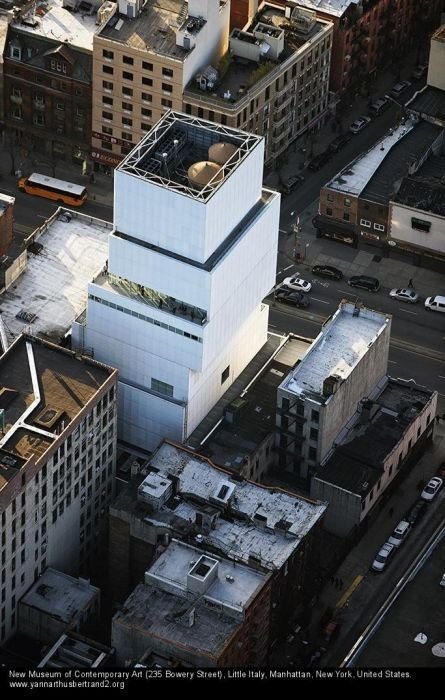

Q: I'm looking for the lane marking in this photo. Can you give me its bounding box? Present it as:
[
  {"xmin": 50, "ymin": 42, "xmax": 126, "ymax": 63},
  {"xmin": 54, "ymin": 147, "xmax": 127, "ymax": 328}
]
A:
[
  {"xmin": 388, "ymin": 360, "xmax": 397, "ymax": 364},
  {"xmin": 438, "ymin": 375, "xmax": 445, "ymax": 379},
  {"xmin": 338, "ymin": 289, "xmax": 356, "ymax": 296},
  {"xmin": 284, "ymin": 264, "xmax": 293, "ymax": 271},
  {"xmin": 335, "ymin": 575, "xmax": 364, "ymax": 612},
  {"xmin": 279, "ymin": 229, "xmax": 288, "ymax": 234},
  {"xmin": 398, "ymin": 308, "xmax": 417, "ymax": 315},
  {"xmin": 311, "ymin": 297, "xmax": 331, "ymax": 305}
]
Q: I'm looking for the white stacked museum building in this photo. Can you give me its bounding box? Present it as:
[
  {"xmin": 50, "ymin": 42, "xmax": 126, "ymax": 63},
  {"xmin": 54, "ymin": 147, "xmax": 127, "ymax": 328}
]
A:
[{"xmin": 73, "ymin": 112, "xmax": 280, "ymax": 451}]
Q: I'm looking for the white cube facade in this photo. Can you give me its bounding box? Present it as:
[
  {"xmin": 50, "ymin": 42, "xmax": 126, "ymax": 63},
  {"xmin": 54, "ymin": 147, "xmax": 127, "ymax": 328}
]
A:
[{"xmin": 81, "ymin": 113, "xmax": 280, "ymax": 451}]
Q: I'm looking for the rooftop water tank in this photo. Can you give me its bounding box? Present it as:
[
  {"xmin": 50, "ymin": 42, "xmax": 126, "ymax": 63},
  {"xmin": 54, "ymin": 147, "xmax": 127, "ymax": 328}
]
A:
[
  {"xmin": 187, "ymin": 161, "xmax": 223, "ymax": 189},
  {"xmin": 208, "ymin": 142, "xmax": 237, "ymax": 165}
]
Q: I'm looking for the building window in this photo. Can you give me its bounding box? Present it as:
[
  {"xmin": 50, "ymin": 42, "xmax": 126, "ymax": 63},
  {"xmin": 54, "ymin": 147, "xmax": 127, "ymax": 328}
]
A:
[
  {"xmin": 411, "ymin": 217, "xmax": 430, "ymax": 232},
  {"xmin": 308, "ymin": 447, "xmax": 317, "ymax": 461},
  {"xmin": 221, "ymin": 366, "xmax": 230, "ymax": 384},
  {"xmin": 55, "ymin": 102, "xmax": 65, "ymax": 111},
  {"xmin": 122, "ymin": 86, "xmax": 133, "ymax": 97},
  {"xmin": 102, "ymin": 65, "xmax": 113, "ymax": 75},
  {"xmin": 310, "ymin": 427, "xmax": 318, "ymax": 441},
  {"xmin": 122, "ymin": 117, "xmax": 132, "ymax": 126},
  {"xmin": 103, "ymin": 50, "xmax": 114, "ymax": 60},
  {"xmin": 141, "ymin": 122, "xmax": 151, "ymax": 131},
  {"xmin": 122, "ymin": 101, "xmax": 133, "ymax": 112},
  {"xmin": 360, "ymin": 218, "xmax": 371, "ymax": 227},
  {"xmin": 162, "ymin": 67, "xmax": 173, "ymax": 78},
  {"xmin": 123, "ymin": 55, "xmax": 134, "ymax": 65},
  {"xmin": 11, "ymin": 46, "xmax": 21, "ymax": 60},
  {"xmin": 11, "ymin": 107, "xmax": 22, "ymax": 120},
  {"xmin": 102, "ymin": 80, "xmax": 113, "ymax": 91},
  {"xmin": 102, "ymin": 111, "xmax": 113, "ymax": 121},
  {"xmin": 326, "ymin": 207, "xmax": 333, "ymax": 216},
  {"xmin": 142, "ymin": 77, "xmax": 153, "ymax": 86},
  {"xmin": 344, "ymin": 198, "xmax": 351, "ymax": 207},
  {"xmin": 374, "ymin": 223, "xmax": 385, "ymax": 231},
  {"xmin": 151, "ymin": 378, "xmax": 173, "ymax": 398},
  {"xmin": 161, "ymin": 98, "xmax": 172, "ymax": 108},
  {"xmin": 142, "ymin": 61, "xmax": 153, "ymax": 71},
  {"xmin": 296, "ymin": 403, "xmax": 304, "ymax": 417},
  {"xmin": 11, "ymin": 87, "xmax": 21, "ymax": 98},
  {"xmin": 33, "ymin": 113, "xmax": 45, "ymax": 127},
  {"xmin": 327, "ymin": 193, "xmax": 333, "ymax": 202},
  {"xmin": 102, "ymin": 96, "xmax": 113, "ymax": 106},
  {"xmin": 141, "ymin": 108, "xmax": 152, "ymax": 117},
  {"xmin": 343, "ymin": 213, "xmax": 350, "ymax": 221},
  {"xmin": 122, "ymin": 71, "xmax": 133, "ymax": 81},
  {"xmin": 311, "ymin": 410, "xmax": 319, "ymax": 423},
  {"xmin": 121, "ymin": 132, "xmax": 132, "ymax": 141},
  {"xmin": 141, "ymin": 92, "xmax": 152, "ymax": 102},
  {"xmin": 162, "ymin": 83, "xmax": 173, "ymax": 94}
]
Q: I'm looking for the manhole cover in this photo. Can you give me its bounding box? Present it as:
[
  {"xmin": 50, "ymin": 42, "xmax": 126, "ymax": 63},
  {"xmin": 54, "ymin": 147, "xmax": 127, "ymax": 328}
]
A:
[{"xmin": 373, "ymin": 255, "xmax": 382, "ymax": 263}]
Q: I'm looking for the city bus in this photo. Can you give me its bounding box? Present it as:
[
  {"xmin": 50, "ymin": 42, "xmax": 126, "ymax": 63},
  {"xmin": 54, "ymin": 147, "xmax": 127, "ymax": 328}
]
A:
[{"xmin": 18, "ymin": 173, "xmax": 87, "ymax": 207}]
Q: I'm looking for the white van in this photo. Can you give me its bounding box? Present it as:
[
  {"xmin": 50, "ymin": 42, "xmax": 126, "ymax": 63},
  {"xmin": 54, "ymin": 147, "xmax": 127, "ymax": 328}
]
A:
[
  {"xmin": 425, "ymin": 295, "xmax": 445, "ymax": 313},
  {"xmin": 388, "ymin": 520, "xmax": 410, "ymax": 548}
]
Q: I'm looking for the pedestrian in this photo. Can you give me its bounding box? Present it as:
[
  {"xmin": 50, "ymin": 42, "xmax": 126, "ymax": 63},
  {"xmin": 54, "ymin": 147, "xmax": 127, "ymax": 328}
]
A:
[{"xmin": 408, "ymin": 278, "xmax": 414, "ymax": 288}]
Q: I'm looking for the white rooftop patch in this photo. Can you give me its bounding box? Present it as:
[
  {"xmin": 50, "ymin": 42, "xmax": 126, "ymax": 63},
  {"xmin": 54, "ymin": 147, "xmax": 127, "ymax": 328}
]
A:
[
  {"xmin": 149, "ymin": 442, "xmax": 326, "ymax": 569},
  {"xmin": 283, "ymin": 302, "xmax": 390, "ymax": 398},
  {"xmin": 146, "ymin": 539, "xmax": 267, "ymax": 613},
  {"xmin": 0, "ymin": 211, "xmax": 110, "ymax": 340},
  {"xmin": 291, "ymin": 0, "xmax": 358, "ymax": 19},
  {"xmin": 328, "ymin": 120, "xmax": 416, "ymax": 195},
  {"xmin": 12, "ymin": 0, "xmax": 99, "ymax": 51}
]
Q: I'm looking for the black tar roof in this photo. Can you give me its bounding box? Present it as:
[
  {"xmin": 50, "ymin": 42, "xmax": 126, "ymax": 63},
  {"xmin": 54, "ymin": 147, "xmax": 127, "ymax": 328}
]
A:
[
  {"xmin": 314, "ymin": 379, "xmax": 434, "ymax": 496},
  {"xmin": 407, "ymin": 86, "xmax": 445, "ymax": 123},
  {"xmin": 361, "ymin": 121, "xmax": 443, "ymax": 205},
  {"xmin": 394, "ymin": 154, "xmax": 445, "ymax": 215}
]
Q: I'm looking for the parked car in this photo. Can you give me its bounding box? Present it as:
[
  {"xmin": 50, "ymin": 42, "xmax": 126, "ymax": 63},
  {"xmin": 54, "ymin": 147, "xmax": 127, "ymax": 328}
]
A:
[
  {"xmin": 349, "ymin": 116, "xmax": 371, "ymax": 134},
  {"xmin": 282, "ymin": 276, "xmax": 312, "ymax": 293},
  {"xmin": 440, "ymin": 573, "xmax": 445, "ymax": 588},
  {"xmin": 274, "ymin": 289, "xmax": 310, "ymax": 308},
  {"xmin": 348, "ymin": 275, "xmax": 380, "ymax": 292},
  {"xmin": 328, "ymin": 133, "xmax": 352, "ymax": 153},
  {"xmin": 312, "ymin": 265, "xmax": 343, "ymax": 280},
  {"xmin": 411, "ymin": 63, "xmax": 428, "ymax": 80},
  {"xmin": 282, "ymin": 174, "xmax": 305, "ymax": 195},
  {"xmin": 389, "ymin": 288, "xmax": 419, "ymax": 303},
  {"xmin": 369, "ymin": 97, "xmax": 390, "ymax": 116},
  {"xmin": 308, "ymin": 151, "xmax": 331, "ymax": 171},
  {"xmin": 372, "ymin": 542, "xmax": 395, "ymax": 572},
  {"xmin": 421, "ymin": 476, "xmax": 443, "ymax": 501},
  {"xmin": 425, "ymin": 295, "xmax": 445, "ymax": 313},
  {"xmin": 390, "ymin": 80, "xmax": 411, "ymax": 98},
  {"xmin": 388, "ymin": 520, "xmax": 410, "ymax": 548},
  {"xmin": 405, "ymin": 499, "xmax": 427, "ymax": 527}
]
